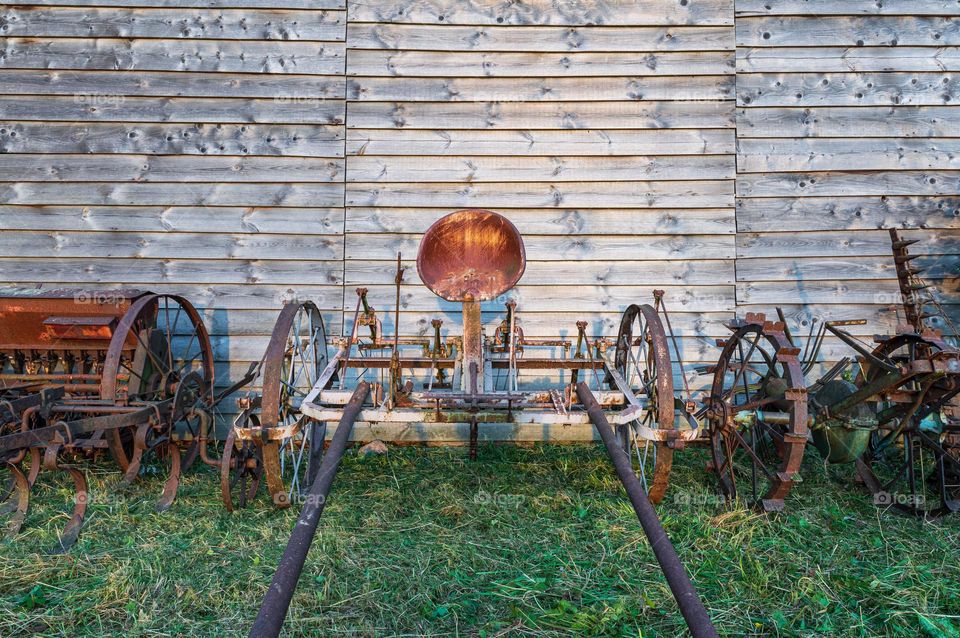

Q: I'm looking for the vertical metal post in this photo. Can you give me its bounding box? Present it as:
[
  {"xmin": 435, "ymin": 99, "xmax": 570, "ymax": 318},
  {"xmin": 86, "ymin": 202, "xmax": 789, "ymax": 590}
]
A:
[
  {"xmin": 462, "ymin": 300, "xmax": 483, "ymax": 393},
  {"xmin": 506, "ymin": 300, "xmax": 518, "ymax": 392},
  {"xmin": 249, "ymin": 382, "xmax": 370, "ymax": 638},
  {"xmin": 576, "ymin": 383, "xmax": 718, "ymax": 638}
]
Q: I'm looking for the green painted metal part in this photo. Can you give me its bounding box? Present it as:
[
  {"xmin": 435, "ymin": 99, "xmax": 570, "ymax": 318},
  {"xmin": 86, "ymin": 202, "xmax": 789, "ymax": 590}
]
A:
[
  {"xmin": 811, "ymin": 380, "xmax": 876, "ymax": 464},
  {"xmin": 812, "ymin": 423, "xmax": 873, "ymax": 465}
]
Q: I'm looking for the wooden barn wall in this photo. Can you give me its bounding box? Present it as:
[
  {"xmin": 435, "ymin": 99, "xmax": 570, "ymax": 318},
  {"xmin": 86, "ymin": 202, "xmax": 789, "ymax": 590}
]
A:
[
  {"xmin": 734, "ymin": 0, "xmax": 960, "ymax": 361},
  {"xmin": 3, "ymin": 0, "xmax": 960, "ymax": 439},
  {"xmin": 0, "ymin": 0, "xmax": 349, "ymax": 413},
  {"xmin": 342, "ymin": 0, "xmax": 738, "ymax": 407}
]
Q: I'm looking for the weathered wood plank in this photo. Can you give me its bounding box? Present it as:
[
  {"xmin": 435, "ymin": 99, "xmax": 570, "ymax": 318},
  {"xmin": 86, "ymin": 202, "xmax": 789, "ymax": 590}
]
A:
[
  {"xmin": 738, "ymin": 72, "xmax": 960, "ymax": 107},
  {"xmin": 325, "ymin": 421, "xmax": 598, "ymax": 444},
  {"xmin": 736, "ymin": 0, "xmax": 960, "ymax": 16},
  {"xmin": 737, "ymin": 46, "xmax": 960, "ymax": 73},
  {"xmin": 736, "ymin": 106, "xmax": 960, "ymax": 138},
  {"xmin": 346, "ymin": 180, "xmax": 734, "ymax": 209},
  {"xmin": 732, "ymin": 304, "xmax": 927, "ymax": 336},
  {"xmin": 737, "ymin": 229, "xmax": 960, "ymax": 258},
  {"xmin": 736, "ymin": 254, "xmax": 959, "ymax": 282},
  {"xmin": 361, "ymin": 306, "xmax": 959, "ymax": 339},
  {"xmin": 147, "ymin": 309, "xmax": 338, "ymax": 338},
  {"xmin": 0, "ymin": 183, "xmax": 344, "ymax": 207},
  {"xmin": 347, "ymin": 100, "xmax": 734, "ymax": 130},
  {"xmin": 0, "ymin": 96, "xmax": 345, "ymax": 124},
  {"xmin": 737, "ymin": 171, "xmax": 960, "ymax": 197},
  {"xmin": 0, "ymin": 122, "xmax": 343, "ymax": 156},
  {"xmin": 348, "ymin": 75, "xmax": 734, "ymax": 102},
  {"xmin": 19, "ymin": 0, "xmax": 345, "ymax": 7},
  {"xmin": 191, "ymin": 307, "xmax": 731, "ymax": 339},
  {"xmin": 194, "ymin": 308, "xmax": 344, "ymax": 337},
  {"xmin": 348, "ymin": 155, "xmax": 734, "ymax": 183},
  {"xmin": 346, "ymin": 258, "xmax": 735, "ymax": 286},
  {"xmin": 1, "ymin": 38, "xmax": 346, "ymax": 75},
  {"xmin": 346, "ymin": 207, "xmax": 735, "ymax": 235},
  {"xmin": 737, "ymin": 138, "xmax": 960, "ymax": 172},
  {"xmin": 357, "ymin": 284, "xmax": 735, "ymax": 313},
  {"xmin": 0, "ymin": 285, "xmax": 343, "ymax": 316},
  {"xmin": 736, "ymin": 196, "xmax": 960, "ymax": 232},
  {"xmin": 738, "ymin": 280, "xmax": 960, "ymax": 306},
  {"xmin": 349, "ymin": 0, "xmax": 733, "ymax": 26},
  {"xmin": 346, "ymin": 128, "xmax": 734, "ymax": 156},
  {"xmin": 0, "ymin": 230, "xmax": 344, "ymax": 259},
  {"xmin": 0, "ymin": 206, "xmax": 345, "ymax": 234},
  {"xmin": 0, "ymin": 283, "xmax": 344, "ymax": 310},
  {"xmin": 0, "ymin": 256, "xmax": 350, "ymax": 286},
  {"xmin": 347, "ymin": 24, "xmax": 735, "ymax": 52},
  {"xmin": 736, "ymin": 17, "xmax": 960, "ymax": 47},
  {"xmin": 0, "ymin": 7, "xmax": 345, "ymax": 41},
  {"xmin": 348, "ymin": 50, "xmax": 734, "ymax": 77},
  {"xmin": 0, "ymin": 70, "xmax": 345, "ymax": 99},
  {"xmin": 0, "ymin": 257, "xmax": 346, "ymax": 285},
  {"xmin": 0, "ymin": 155, "xmax": 343, "ymax": 182},
  {"xmin": 346, "ymin": 233, "xmax": 735, "ymax": 261}
]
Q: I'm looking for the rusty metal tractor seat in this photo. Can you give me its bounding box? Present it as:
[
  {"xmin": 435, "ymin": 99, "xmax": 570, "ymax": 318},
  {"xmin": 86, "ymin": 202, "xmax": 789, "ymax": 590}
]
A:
[{"xmin": 417, "ymin": 209, "xmax": 525, "ymax": 303}]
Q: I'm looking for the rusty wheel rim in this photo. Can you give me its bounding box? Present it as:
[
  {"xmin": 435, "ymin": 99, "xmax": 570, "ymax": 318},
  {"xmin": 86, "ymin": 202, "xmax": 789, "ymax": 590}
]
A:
[
  {"xmin": 614, "ymin": 304, "xmax": 675, "ymax": 504},
  {"xmin": 708, "ymin": 322, "xmax": 806, "ymax": 512},
  {"xmin": 261, "ymin": 302, "xmax": 327, "ymax": 507},
  {"xmin": 100, "ymin": 295, "xmax": 214, "ymax": 471},
  {"xmin": 858, "ymin": 334, "xmax": 960, "ymax": 517},
  {"xmin": 100, "ymin": 295, "xmax": 214, "ymax": 472}
]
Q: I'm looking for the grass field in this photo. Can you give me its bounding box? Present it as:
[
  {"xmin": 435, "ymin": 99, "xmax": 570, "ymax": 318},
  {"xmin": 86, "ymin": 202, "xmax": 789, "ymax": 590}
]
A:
[{"xmin": 0, "ymin": 443, "xmax": 958, "ymax": 637}]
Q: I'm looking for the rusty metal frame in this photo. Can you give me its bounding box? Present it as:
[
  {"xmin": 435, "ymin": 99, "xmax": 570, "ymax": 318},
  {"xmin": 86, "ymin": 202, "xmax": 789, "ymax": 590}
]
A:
[{"xmin": 0, "ymin": 289, "xmax": 235, "ymax": 549}]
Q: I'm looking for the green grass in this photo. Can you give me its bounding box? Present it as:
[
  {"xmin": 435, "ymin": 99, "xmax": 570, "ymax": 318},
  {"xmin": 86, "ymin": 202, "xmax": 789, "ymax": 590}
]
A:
[{"xmin": 1, "ymin": 443, "xmax": 959, "ymax": 637}]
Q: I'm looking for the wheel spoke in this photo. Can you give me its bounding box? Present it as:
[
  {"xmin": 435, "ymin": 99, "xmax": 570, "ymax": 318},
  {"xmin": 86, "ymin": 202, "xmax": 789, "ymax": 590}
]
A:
[
  {"xmin": 163, "ymin": 298, "xmax": 174, "ymax": 373},
  {"xmin": 133, "ymin": 327, "xmax": 169, "ymax": 377},
  {"xmin": 179, "ymin": 321, "xmax": 199, "ymax": 374},
  {"xmin": 724, "ymin": 333, "xmax": 764, "ymax": 403},
  {"xmin": 727, "ymin": 423, "xmax": 777, "ymax": 482}
]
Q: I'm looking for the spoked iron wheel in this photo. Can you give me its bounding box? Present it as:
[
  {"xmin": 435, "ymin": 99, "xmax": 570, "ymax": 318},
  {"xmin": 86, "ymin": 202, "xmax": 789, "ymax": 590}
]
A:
[
  {"xmin": 260, "ymin": 302, "xmax": 328, "ymax": 508},
  {"xmin": 856, "ymin": 333, "xmax": 960, "ymax": 517},
  {"xmin": 100, "ymin": 295, "xmax": 214, "ymax": 506},
  {"xmin": 220, "ymin": 413, "xmax": 264, "ymax": 512},
  {"xmin": 611, "ymin": 304, "xmax": 676, "ymax": 504},
  {"xmin": 708, "ymin": 318, "xmax": 807, "ymax": 512}
]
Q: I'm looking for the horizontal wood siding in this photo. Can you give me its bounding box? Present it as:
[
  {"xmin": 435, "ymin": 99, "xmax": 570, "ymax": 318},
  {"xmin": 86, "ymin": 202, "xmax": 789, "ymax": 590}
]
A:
[
  {"xmin": 343, "ymin": 0, "xmax": 737, "ymax": 381},
  {"xmin": 4, "ymin": 0, "xmax": 959, "ymax": 442},
  {"xmin": 735, "ymin": 0, "xmax": 960, "ymax": 346},
  {"xmin": 0, "ymin": 1, "xmax": 348, "ymax": 406}
]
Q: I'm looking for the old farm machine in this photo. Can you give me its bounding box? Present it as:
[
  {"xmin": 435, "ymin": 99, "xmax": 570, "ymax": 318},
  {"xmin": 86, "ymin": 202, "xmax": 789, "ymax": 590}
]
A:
[
  {"xmin": 248, "ymin": 209, "xmax": 718, "ymax": 638},
  {"xmin": 0, "ymin": 290, "xmax": 220, "ymax": 549},
  {"xmin": 0, "ymin": 289, "xmax": 327, "ymax": 549},
  {"xmin": 703, "ymin": 230, "xmax": 960, "ymax": 516}
]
